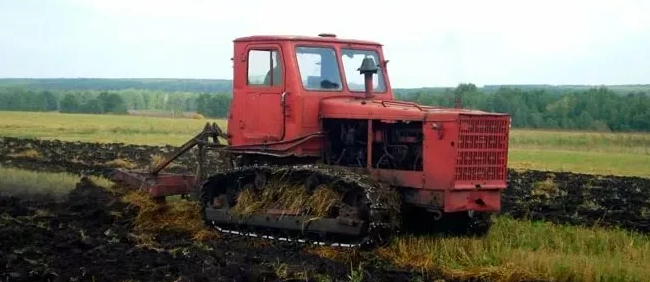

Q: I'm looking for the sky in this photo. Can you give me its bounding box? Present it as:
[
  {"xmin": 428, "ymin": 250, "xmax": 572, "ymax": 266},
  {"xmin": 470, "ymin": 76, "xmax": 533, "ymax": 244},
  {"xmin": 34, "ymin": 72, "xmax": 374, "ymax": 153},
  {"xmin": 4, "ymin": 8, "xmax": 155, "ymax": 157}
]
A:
[{"xmin": 0, "ymin": 0, "xmax": 649, "ymax": 88}]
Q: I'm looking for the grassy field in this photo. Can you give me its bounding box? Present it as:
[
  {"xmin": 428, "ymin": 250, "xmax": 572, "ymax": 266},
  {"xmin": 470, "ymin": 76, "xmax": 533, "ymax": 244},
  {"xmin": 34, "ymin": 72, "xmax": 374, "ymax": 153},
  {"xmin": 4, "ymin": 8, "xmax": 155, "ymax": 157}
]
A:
[
  {"xmin": 0, "ymin": 111, "xmax": 227, "ymax": 146},
  {"xmin": 0, "ymin": 111, "xmax": 648, "ymax": 177},
  {"xmin": 0, "ymin": 166, "xmax": 112, "ymax": 199},
  {"xmin": 376, "ymin": 217, "xmax": 650, "ymax": 282}
]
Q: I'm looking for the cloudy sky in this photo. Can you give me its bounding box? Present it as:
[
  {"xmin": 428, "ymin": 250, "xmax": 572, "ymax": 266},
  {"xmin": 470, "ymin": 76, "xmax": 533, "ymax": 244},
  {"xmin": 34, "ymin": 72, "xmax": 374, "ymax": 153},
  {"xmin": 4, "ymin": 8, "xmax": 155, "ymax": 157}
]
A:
[{"xmin": 0, "ymin": 0, "xmax": 648, "ymax": 87}]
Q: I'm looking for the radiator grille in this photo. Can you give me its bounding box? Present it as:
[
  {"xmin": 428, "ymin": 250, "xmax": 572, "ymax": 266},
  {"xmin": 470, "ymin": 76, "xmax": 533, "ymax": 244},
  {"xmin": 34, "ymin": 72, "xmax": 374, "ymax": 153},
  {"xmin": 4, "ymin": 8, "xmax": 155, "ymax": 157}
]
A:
[{"xmin": 455, "ymin": 115, "xmax": 509, "ymax": 182}]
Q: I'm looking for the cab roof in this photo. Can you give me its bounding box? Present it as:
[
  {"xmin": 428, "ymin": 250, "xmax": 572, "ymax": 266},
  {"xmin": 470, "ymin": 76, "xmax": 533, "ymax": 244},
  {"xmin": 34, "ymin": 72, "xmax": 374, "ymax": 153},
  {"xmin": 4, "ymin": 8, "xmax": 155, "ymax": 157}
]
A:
[{"xmin": 234, "ymin": 34, "xmax": 382, "ymax": 46}]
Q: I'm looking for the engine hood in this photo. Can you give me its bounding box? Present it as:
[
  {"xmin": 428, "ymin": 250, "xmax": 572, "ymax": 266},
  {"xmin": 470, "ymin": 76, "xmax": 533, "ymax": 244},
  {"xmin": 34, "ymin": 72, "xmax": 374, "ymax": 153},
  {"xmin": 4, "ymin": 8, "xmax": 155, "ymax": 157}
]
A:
[{"xmin": 319, "ymin": 97, "xmax": 507, "ymax": 122}]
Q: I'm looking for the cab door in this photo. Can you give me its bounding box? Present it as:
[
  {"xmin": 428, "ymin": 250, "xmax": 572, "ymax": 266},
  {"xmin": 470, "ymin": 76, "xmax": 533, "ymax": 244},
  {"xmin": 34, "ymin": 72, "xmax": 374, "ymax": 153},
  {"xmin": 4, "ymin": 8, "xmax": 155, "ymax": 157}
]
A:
[{"xmin": 242, "ymin": 45, "xmax": 286, "ymax": 142}]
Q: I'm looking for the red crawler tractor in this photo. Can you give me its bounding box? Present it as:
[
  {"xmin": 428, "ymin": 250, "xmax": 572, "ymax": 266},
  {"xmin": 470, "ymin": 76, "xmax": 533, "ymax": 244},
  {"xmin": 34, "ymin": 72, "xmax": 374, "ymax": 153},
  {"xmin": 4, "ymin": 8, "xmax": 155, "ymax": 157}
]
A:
[{"xmin": 113, "ymin": 33, "xmax": 511, "ymax": 247}]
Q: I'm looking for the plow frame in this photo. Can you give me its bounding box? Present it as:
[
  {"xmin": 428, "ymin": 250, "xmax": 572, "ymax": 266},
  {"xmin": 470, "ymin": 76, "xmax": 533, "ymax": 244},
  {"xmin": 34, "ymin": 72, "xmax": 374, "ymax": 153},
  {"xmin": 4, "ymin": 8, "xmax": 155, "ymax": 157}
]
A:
[{"xmin": 111, "ymin": 122, "xmax": 228, "ymax": 200}]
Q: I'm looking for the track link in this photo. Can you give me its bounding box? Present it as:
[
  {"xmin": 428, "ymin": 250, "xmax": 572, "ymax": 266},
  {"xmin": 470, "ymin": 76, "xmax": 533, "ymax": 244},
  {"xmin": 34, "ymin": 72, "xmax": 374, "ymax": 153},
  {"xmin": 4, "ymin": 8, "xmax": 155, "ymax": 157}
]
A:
[{"xmin": 199, "ymin": 164, "xmax": 401, "ymax": 248}]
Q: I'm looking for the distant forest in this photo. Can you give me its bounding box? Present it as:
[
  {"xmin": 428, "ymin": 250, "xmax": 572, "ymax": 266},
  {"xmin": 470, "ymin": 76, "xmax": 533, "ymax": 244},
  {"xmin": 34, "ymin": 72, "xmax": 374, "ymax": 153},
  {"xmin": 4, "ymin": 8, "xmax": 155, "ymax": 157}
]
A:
[
  {"xmin": 396, "ymin": 84, "xmax": 650, "ymax": 132},
  {"xmin": 0, "ymin": 78, "xmax": 233, "ymax": 93},
  {"xmin": 0, "ymin": 78, "xmax": 649, "ymax": 132}
]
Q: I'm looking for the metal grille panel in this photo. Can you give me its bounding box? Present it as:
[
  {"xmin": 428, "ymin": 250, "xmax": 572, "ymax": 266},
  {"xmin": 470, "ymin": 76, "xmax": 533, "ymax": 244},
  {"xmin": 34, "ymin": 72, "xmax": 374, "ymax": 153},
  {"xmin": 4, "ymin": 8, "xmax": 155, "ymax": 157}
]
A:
[{"xmin": 455, "ymin": 115, "xmax": 509, "ymax": 182}]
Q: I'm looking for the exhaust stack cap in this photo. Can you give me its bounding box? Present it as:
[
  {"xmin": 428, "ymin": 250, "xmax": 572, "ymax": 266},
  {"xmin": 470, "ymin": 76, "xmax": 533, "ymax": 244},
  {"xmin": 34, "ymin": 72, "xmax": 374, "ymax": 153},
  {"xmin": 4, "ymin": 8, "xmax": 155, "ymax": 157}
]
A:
[{"xmin": 358, "ymin": 57, "xmax": 378, "ymax": 74}]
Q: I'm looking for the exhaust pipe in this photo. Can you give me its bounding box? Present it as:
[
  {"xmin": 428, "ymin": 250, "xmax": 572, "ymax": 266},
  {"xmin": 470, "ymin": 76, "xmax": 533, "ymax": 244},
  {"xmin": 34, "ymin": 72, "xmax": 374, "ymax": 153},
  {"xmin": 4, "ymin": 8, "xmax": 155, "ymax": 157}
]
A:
[{"xmin": 358, "ymin": 56, "xmax": 379, "ymax": 98}]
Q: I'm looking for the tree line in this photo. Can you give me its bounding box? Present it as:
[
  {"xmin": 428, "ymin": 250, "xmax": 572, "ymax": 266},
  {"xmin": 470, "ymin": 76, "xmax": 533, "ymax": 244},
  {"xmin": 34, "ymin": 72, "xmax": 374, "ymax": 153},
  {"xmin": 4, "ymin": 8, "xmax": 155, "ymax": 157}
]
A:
[
  {"xmin": 1, "ymin": 84, "xmax": 649, "ymax": 132},
  {"xmin": 396, "ymin": 83, "xmax": 650, "ymax": 132},
  {"xmin": 0, "ymin": 88, "xmax": 231, "ymax": 118},
  {"xmin": 4, "ymin": 78, "xmax": 647, "ymax": 95},
  {"xmin": 0, "ymin": 78, "xmax": 232, "ymax": 93}
]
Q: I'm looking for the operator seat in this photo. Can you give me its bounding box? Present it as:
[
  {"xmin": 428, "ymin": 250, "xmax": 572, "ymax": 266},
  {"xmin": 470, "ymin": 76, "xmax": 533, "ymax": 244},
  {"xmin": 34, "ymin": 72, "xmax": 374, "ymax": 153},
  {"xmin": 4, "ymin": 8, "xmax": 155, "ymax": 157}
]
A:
[{"xmin": 263, "ymin": 54, "xmax": 283, "ymax": 86}]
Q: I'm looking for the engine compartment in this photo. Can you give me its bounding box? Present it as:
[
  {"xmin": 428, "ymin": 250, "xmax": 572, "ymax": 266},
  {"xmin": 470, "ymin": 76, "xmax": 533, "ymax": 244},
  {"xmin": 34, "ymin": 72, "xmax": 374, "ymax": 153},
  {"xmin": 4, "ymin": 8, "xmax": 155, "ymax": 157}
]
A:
[{"xmin": 321, "ymin": 118, "xmax": 423, "ymax": 171}]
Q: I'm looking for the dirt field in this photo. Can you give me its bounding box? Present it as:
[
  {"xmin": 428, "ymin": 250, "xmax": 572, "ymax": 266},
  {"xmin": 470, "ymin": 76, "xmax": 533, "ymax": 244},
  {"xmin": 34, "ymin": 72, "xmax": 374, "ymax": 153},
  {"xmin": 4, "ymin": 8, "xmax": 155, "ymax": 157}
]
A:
[
  {"xmin": 1, "ymin": 177, "xmax": 429, "ymax": 282},
  {"xmin": 0, "ymin": 137, "xmax": 438, "ymax": 282},
  {"xmin": 2, "ymin": 136, "xmax": 648, "ymax": 234},
  {"xmin": 1, "ymin": 136, "xmax": 650, "ymax": 281}
]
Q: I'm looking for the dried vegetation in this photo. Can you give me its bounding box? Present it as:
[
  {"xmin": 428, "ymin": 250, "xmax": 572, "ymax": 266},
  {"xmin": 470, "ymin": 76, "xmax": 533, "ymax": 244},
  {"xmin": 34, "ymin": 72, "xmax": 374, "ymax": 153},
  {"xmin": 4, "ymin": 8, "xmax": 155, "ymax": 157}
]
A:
[
  {"xmin": 7, "ymin": 148, "xmax": 41, "ymax": 159},
  {"xmin": 233, "ymin": 181, "xmax": 341, "ymax": 217},
  {"xmin": 105, "ymin": 158, "xmax": 137, "ymax": 169},
  {"xmin": 121, "ymin": 191, "xmax": 220, "ymax": 244}
]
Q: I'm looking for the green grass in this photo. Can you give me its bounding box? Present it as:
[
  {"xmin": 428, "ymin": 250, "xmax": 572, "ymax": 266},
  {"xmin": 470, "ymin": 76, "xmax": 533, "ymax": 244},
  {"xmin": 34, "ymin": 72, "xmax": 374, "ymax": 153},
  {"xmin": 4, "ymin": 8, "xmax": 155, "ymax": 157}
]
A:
[
  {"xmin": 509, "ymin": 129, "xmax": 650, "ymax": 177},
  {"xmin": 0, "ymin": 111, "xmax": 226, "ymax": 146},
  {"xmin": 510, "ymin": 129, "xmax": 650, "ymax": 155},
  {"xmin": 377, "ymin": 216, "xmax": 650, "ymax": 282},
  {"xmin": 508, "ymin": 149, "xmax": 650, "ymax": 177},
  {"xmin": 0, "ymin": 166, "xmax": 111, "ymax": 199},
  {"xmin": 0, "ymin": 111, "xmax": 648, "ymax": 177}
]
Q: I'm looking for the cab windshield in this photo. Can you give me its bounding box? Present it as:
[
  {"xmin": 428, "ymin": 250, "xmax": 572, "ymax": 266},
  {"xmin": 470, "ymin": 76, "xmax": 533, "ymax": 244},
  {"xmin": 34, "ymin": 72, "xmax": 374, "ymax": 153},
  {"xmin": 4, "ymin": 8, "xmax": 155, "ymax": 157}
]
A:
[
  {"xmin": 341, "ymin": 49, "xmax": 386, "ymax": 93},
  {"xmin": 294, "ymin": 46, "xmax": 386, "ymax": 93}
]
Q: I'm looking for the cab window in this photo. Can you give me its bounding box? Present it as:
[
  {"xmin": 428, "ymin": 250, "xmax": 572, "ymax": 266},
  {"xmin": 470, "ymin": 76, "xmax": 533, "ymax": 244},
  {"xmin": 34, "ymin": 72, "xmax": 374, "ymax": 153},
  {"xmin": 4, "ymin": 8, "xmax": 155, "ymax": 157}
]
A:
[
  {"xmin": 247, "ymin": 49, "xmax": 282, "ymax": 86},
  {"xmin": 341, "ymin": 49, "xmax": 386, "ymax": 93},
  {"xmin": 295, "ymin": 46, "xmax": 342, "ymax": 91}
]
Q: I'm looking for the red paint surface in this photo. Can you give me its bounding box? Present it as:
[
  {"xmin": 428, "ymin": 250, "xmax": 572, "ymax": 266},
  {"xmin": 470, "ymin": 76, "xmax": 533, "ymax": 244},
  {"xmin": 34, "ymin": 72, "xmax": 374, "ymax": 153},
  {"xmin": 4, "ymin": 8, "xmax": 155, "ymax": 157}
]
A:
[{"xmin": 224, "ymin": 35, "xmax": 510, "ymax": 212}]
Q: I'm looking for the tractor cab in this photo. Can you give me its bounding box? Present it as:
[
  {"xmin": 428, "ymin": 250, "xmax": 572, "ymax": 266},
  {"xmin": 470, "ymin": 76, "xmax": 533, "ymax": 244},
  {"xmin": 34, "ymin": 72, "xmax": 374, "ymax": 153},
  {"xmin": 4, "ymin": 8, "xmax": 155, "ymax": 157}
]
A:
[
  {"xmin": 227, "ymin": 34, "xmax": 394, "ymax": 146},
  {"xmin": 232, "ymin": 33, "xmax": 391, "ymax": 97}
]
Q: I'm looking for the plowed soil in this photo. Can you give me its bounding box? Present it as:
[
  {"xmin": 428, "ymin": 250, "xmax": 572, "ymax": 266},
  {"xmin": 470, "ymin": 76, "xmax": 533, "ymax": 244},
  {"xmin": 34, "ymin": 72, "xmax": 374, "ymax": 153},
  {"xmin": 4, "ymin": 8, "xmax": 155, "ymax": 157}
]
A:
[
  {"xmin": 1, "ymin": 136, "xmax": 650, "ymax": 282},
  {"xmin": 2, "ymin": 136, "xmax": 649, "ymax": 234},
  {"xmin": 0, "ymin": 177, "xmax": 428, "ymax": 282},
  {"xmin": 0, "ymin": 136, "xmax": 212, "ymax": 176},
  {"xmin": 505, "ymin": 170, "xmax": 650, "ymax": 233},
  {"xmin": 0, "ymin": 137, "xmax": 438, "ymax": 282}
]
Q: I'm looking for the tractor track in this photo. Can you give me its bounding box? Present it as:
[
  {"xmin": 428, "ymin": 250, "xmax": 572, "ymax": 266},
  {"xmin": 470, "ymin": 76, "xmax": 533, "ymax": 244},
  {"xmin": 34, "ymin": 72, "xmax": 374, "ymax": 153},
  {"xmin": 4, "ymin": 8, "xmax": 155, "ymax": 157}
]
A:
[
  {"xmin": 200, "ymin": 164, "xmax": 402, "ymax": 249},
  {"xmin": 2, "ymin": 136, "xmax": 650, "ymax": 235}
]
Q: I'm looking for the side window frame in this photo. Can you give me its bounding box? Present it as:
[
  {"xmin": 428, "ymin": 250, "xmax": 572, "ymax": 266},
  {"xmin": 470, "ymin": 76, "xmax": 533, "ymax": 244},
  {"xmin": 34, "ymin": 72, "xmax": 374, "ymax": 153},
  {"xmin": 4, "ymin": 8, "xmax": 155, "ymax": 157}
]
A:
[{"xmin": 246, "ymin": 46, "xmax": 283, "ymax": 88}]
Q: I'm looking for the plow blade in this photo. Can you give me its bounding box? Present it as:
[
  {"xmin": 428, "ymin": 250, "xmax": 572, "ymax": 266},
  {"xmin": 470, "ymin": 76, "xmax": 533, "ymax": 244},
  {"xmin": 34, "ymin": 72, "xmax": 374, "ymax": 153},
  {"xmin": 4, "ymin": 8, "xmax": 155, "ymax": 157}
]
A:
[{"xmin": 112, "ymin": 168, "xmax": 196, "ymax": 197}]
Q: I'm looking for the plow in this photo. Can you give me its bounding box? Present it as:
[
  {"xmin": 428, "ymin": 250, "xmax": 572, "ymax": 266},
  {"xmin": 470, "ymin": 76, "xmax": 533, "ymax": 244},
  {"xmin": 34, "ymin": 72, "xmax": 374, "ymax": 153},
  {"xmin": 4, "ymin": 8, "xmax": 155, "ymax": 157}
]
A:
[{"xmin": 112, "ymin": 33, "xmax": 511, "ymax": 248}]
